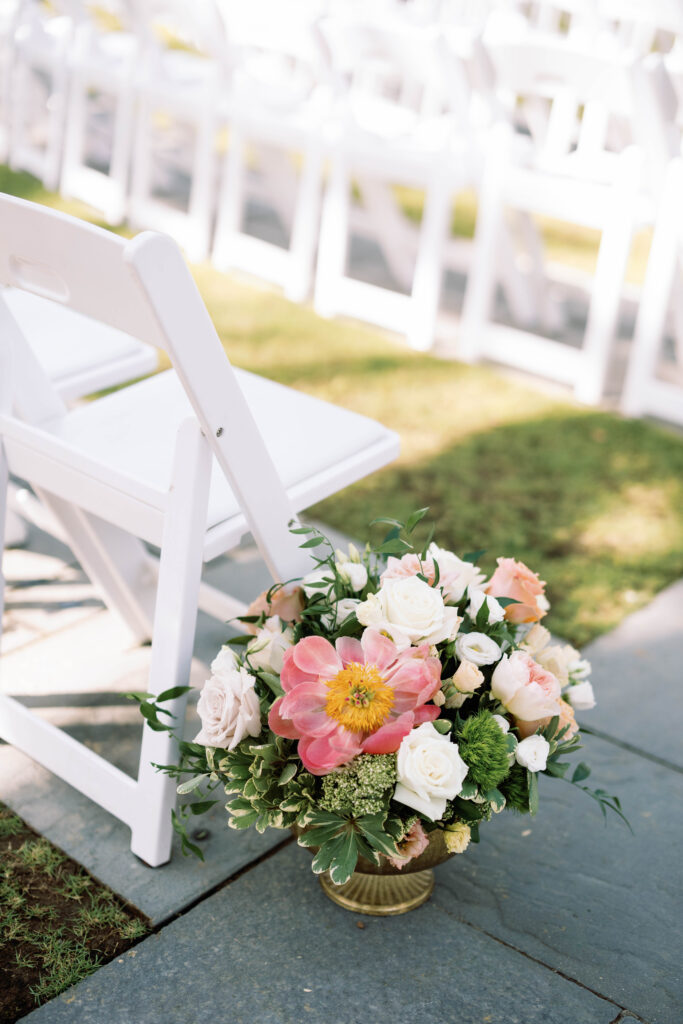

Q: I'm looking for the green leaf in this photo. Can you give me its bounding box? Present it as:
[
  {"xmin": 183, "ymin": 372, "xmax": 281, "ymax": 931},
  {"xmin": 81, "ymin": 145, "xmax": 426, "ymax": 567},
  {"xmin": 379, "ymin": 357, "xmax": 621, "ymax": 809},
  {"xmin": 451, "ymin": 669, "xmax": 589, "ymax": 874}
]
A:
[
  {"xmin": 432, "ymin": 718, "xmax": 452, "ymax": 735},
  {"xmin": 528, "ymin": 771, "xmax": 539, "ymax": 816},
  {"xmin": 406, "ymin": 507, "xmax": 430, "ymax": 533},
  {"xmin": 328, "ymin": 830, "xmax": 359, "ymax": 886},
  {"xmin": 369, "ymin": 516, "xmax": 404, "ymax": 529},
  {"xmin": 544, "ymin": 760, "xmax": 570, "ymax": 778},
  {"xmin": 311, "ymin": 840, "xmax": 341, "ymax": 875},
  {"xmin": 189, "ymin": 799, "xmax": 218, "ymax": 815},
  {"xmin": 277, "ymin": 763, "xmax": 297, "ymax": 786},
  {"xmin": 300, "ymin": 536, "xmax": 326, "ymax": 548},
  {"xmin": 572, "ymin": 762, "xmax": 591, "ymax": 783},
  {"xmin": 124, "ymin": 691, "xmax": 154, "ymax": 703},
  {"xmin": 176, "ymin": 773, "xmax": 209, "ymax": 795},
  {"xmin": 357, "ymin": 814, "xmax": 399, "ymax": 858},
  {"xmin": 496, "ymin": 597, "xmax": 521, "ymax": 608},
  {"xmin": 156, "ymin": 685, "xmax": 193, "ymax": 703},
  {"xmin": 289, "ymin": 525, "xmax": 315, "ymax": 534},
  {"xmin": 258, "ymin": 671, "xmax": 284, "ymax": 698},
  {"xmin": 484, "ymin": 788, "xmax": 506, "ymax": 812},
  {"xmin": 375, "ymin": 538, "xmax": 412, "ymax": 555},
  {"xmin": 459, "ymin": 780, "xmax": 479, "ymax": 800}
]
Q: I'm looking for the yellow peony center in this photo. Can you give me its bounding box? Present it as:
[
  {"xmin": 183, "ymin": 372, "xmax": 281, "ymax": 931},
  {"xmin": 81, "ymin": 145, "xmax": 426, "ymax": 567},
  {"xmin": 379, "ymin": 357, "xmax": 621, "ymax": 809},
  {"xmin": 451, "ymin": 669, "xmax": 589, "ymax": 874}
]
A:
[{"xmin": 324, "ymin": 663, "xmax": 394, "ymax": 734}]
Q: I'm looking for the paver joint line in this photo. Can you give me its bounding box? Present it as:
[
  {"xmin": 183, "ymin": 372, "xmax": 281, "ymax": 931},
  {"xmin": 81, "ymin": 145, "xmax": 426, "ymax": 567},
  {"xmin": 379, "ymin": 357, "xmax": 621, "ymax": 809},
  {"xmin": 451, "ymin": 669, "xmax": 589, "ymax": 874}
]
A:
[
  {"xmin": 580, "ymin": 725, "xmax": 683, "ymax": 777},
  {"xmin": 434, "ymin": 898, "xmax": 644, "ymax": 1020}
]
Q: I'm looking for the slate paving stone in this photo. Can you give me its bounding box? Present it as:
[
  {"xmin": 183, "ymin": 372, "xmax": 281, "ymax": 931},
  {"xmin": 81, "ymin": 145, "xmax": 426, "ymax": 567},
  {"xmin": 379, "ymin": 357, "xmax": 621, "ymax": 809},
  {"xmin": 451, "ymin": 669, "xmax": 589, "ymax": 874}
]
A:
[
  {"xmin": 23, "ymin": 843, "xmax": 621, "ymax": 1024},
  {"xmin": 438, "ymin": 732, "xmax": 682, "ymax": 1024},
  {"xmin": 581, "ymin": 580, "xmax": 683, "ymax": 770}
]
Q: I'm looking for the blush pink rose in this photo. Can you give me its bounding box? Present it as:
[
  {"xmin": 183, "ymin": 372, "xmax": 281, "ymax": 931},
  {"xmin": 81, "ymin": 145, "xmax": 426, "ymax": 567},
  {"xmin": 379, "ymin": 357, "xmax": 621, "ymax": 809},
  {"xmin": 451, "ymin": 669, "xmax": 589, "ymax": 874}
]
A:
[
  {"xmin": 516, "ymin": 698, "xmax": 579, "ymax": 741},
  {"xmin": 486, "ymin": 557, "xmax": 547, "ymax": 624},
  {"xmin": 246, "ymin": 583, "xmax": 304, "ymax": 634},
  {"xmin": 381, "ymin": 554, "xmax": 438, "ymax": 585},
  {"xmin": 491, "ymin": 650, "xmax": 562, "ymax": 725},
  {"xmin": 386, "ymin": 820, "xmax": 430, "ymax": 870}
]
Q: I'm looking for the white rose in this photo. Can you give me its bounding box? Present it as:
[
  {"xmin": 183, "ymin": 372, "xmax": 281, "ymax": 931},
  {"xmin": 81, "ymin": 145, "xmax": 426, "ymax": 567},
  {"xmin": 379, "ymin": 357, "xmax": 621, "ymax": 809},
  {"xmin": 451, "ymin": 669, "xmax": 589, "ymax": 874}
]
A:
[
  {"xmin": 455, "ymin": 632, "xmax": 502, "ymax": 667},
  {"xmin": 467, "ymin": 587, "xmax": 505, "ymax": 624},
  {"xmin": 452, "ymin": 659, "xmax": 485, "ymax": 693},
  {"xmin": 336, "ymin": 560, "xmax": 368, "ymax": 592},
  {"xmin": 357, "ymin": 576, "xmax": 461, "ymax": 651},
  {"xmin": 515, "ymin": 735, "xmax": 550, "ymax": 772},
  {"xmin": 394, "ymin": 722, "xmax": 469, "ymax": 820},
  {"xmin": 491, "ymin": 651, "xmax": 562, "ymax": 721},
  {"xmin": 567, "ymin": 681, "xmax": 596, "ymax": 710},
  {"xmin": 194, "ymin": 660, "xmax": 261, "ymax": 750},
  {"xmin": 246, "ymin": 616, "xmax": 294, "ymax": 674},
  {"xmin": 427, "ymin": 543, "xmax": 486, "ymax": 602},
  {"xmin": 210, "ymin": 646, "xmax": 239, "ymax": 676},
  {"xmin": 321, "ymin": 597, "xmax": 361, "ymax": 631}
]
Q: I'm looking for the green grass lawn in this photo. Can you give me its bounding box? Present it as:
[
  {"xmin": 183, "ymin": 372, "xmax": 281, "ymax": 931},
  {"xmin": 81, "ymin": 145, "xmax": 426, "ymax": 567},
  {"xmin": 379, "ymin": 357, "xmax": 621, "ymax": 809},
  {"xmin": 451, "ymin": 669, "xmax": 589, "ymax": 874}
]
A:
[{"xmin": 2, "ymin": 166, "xmax": 683, "ymax": 646}]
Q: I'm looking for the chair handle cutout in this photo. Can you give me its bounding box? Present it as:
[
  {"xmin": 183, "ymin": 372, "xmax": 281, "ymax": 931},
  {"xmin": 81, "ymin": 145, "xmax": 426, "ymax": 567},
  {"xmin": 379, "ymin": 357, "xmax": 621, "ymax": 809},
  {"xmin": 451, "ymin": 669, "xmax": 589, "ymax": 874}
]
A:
[{"xmin": 9, "ymin": 256, "xmax": 70, "ymax": 303}]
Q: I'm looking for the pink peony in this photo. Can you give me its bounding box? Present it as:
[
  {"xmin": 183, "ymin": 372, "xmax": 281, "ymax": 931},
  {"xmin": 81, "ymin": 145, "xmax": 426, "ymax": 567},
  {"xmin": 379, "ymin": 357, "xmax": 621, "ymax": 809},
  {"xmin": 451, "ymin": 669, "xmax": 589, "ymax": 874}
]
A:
[
  {"xmin": 268, "ymin": 629, "xmax": 442, "ymax": 775},
  {"xmin": 246, "ymin": 583, "xmax": 304, "ymax": 634},
  {"xmin": 486, "ymin": 557, "xmax": 547, "ymax": 624},
  {"xmin": 386, "ymin": 820, "xmax": 429, "ymax": 870}
]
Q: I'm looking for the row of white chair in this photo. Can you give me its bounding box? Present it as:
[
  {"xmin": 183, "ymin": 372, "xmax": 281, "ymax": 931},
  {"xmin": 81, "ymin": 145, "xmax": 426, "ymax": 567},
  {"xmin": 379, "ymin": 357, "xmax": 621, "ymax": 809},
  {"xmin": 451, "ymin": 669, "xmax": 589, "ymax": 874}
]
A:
[{"xmin": 2, "ymin": 1, "xmax": 683, "ymax": 422}]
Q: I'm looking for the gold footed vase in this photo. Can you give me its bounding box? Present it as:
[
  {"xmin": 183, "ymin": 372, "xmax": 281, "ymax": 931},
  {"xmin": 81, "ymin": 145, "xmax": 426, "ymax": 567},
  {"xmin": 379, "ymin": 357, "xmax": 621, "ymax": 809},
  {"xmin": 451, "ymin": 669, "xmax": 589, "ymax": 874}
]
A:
[{"xmin": 295, "ymin": 827, "xmax": 452, "ymax": 917}]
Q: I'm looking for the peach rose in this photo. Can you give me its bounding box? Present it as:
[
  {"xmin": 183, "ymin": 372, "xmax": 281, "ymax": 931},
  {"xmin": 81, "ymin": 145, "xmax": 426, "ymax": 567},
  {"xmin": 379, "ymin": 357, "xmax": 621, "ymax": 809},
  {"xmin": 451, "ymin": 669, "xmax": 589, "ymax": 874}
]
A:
[
  {"xmin": 246, "ymin": 582, "xmax": 304, "ymax": 634},
  {"xmin": 486, "ymin": 557, "xmax": 547, "ymax": 624},
  {"xmin": 516, "ymin": 697, "xmax": 579, "ymax": 741},
  {"xmin": 491, "ymin": 651, "xmax": 562, "ymax": 723}
]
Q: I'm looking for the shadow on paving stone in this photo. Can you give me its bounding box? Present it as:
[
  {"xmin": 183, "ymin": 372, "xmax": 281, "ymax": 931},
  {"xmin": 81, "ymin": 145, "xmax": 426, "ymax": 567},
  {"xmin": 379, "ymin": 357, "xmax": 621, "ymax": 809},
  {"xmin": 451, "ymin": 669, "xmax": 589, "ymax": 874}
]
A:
[
  {"xmin": 22, "ymin": 843, "xmax": 621, "ymax": 1024},
  {"xmin": 438, "ymin": 732, "xmax": 681, "ymax": 1024}
]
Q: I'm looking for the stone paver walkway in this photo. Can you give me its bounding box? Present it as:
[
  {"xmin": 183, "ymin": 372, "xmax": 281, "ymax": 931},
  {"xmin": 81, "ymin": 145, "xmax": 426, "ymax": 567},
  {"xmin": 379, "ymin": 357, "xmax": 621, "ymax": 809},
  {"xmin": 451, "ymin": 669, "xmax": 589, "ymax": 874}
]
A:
[{"xmin": 1, "ymin": 525, "xmax": 681, "ymax": 1024}]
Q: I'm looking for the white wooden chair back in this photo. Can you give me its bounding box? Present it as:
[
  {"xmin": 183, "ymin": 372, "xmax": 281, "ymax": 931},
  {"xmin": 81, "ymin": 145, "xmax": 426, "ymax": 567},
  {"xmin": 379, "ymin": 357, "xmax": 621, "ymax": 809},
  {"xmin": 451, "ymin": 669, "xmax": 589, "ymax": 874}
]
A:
[{"xmin": 0, "ymin": 195, "xmax": 306, "ymax": 581}]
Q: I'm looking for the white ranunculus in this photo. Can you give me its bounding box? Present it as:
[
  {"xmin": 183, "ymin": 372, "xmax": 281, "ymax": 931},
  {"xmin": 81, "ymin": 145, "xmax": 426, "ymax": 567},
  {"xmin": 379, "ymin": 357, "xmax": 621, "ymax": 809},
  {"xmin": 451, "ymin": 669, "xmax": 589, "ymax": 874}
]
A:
[
  {"xmin": 336, "ymin": 560, "xmax": 368, "ymax": 592},
  {"xmin": 567, "ymin": 681, "xmax": 596, "ymax": 710},
  {"xmin": 195, "ymin": 657, "xmax": 261, "ymax": 750},
  {"xmin": 246, "ymin": 616, "xmax": 294, "ymax": 675},
  {"xmin": 515, "ymin": 735, "xmax": 550, "ymax": 772},
  {"xmin": 467, "ymin": 587, "xmax": 505, "ymax": 624},
  {"xmin": 321, "ymin": 597, "xmax": 361, "ymax": 631},
  {"xmin": 454, "ymin": 632, "xmax": 502, "ymax": 667},
  {"xmin": 394, "ymin": 722, "xmax": 469, "ymax": 820},
  {"xmin": 357, "ymin": 576, "xmax": 461, "ymax": 651},
  {"xmin": 427, "ymin": 543, "xmax": 487, "ymax": 603}
]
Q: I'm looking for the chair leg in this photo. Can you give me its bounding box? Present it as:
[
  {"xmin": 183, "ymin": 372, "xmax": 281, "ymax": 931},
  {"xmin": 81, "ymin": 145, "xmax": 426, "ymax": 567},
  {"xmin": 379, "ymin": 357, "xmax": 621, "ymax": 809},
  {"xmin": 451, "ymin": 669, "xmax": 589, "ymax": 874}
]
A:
[
  {"xmin": 407, "ymin": 168, "xmax": 450, "ymax": 351},
  {"xmin": 0, "ymin": 442, "xmax": 8, "ymax": 636},
  {"xmin": 130, "ymin": 419, "xmax": 213, "ymax": 867},
  {"xmin": 185, "ymin": 108, "xmax": 216, "ymax": 262},
  {"xmin": 576, "ymin": 147, "xmax": 642, "ymax": 406},
  {"xmin": 285, "ymin": 141, "xmax": 324, "ymax": 303},
  {"xmin": 212, "ymin": 127, "xmax": 246, "ymax": 270},
  {"xmin": 314, "ymin": 154, "xmax": 350, "ymax": 319}
]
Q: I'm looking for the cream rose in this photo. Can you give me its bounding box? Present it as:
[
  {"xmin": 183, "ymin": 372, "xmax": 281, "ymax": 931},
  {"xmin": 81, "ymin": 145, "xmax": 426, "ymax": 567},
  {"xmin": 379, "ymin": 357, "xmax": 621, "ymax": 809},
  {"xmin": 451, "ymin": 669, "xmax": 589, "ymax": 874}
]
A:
[
  {"xmin": 567, "ymin": 681, "xmax": 596, "ymax": 710},
  {"xmin": 515, "ymin": 734, "xmax": 550, "ymax": 772},
  {"xmin": 427, "ymin": 543, "xmax": 487, "ymax": 602},
  {"xmin": 454, "ymin": 632, "xmax": 502, "ymax": 667},
  {"xmin": 467, "ymin": 588, "xmax": 505, "ymax": 624},
  {"xmin": 357, "ymin": 576, "xmax": 461, "ymax": 651},
  {"xmin": 394, "ymin": 722, "xmax": 469, "ymax": 820},
  {"xmin": 246, "ymin": 616, "xmax": 294, "ymax": 675},
  {"xmin": 452, "ymin": 659, "xmax": 485, "ymax": 694},
  {"xmin": 195, "ymin": 652, "xmax": 261, "ymax": 750},
  {"xmin": 491, "ymin": 651, "xmax": 562, "ymax": 721}
]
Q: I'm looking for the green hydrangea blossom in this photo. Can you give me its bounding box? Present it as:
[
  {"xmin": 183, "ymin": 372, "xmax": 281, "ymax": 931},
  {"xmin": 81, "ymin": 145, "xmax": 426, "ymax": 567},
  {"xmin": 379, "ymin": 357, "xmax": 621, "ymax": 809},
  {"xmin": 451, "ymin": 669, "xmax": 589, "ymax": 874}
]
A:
[{"xmin": 320, "ymin": 753, "xmax": 397, "ymax": 817}]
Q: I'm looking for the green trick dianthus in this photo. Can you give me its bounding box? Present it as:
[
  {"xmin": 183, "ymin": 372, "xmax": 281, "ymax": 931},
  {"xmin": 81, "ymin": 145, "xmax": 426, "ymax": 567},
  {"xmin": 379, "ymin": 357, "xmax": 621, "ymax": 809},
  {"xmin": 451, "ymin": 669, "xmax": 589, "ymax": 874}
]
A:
[
  {"xmin": 499, "ymin": 762, "xmax": 530, "ymax": 813},
  {"xmin": 320, "ymin": 753, "xmax": 397, "ymax": 817},
  {"xmin": 457, "ymin": 711, "xmax": 510, "ymax": 792}
]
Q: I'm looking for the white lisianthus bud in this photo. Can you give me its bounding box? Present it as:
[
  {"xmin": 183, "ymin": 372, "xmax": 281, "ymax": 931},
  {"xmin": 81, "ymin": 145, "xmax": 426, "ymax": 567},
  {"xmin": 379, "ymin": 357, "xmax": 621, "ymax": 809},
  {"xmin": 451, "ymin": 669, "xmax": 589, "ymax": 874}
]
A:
[
  {"xmin": 433, "ymin": 689, "xmax": 446, "ymax": 707},
  {"xmin": 467, "ymin": 587, "xmax": 505, "ymax": 624},
  {"xmin": 492, "ymin": 714, "xmax": 510, "ymax": 734},
  {"xmin": 515, "ymin": 735, "xmax": 550, "ymax": 772},
  {"xmin": 336, "ymin": 560, "xmax": 368, "ymax": 592},
  {"xmin": 455, "ymin": 632, "xmax": 502, "ymax": 667},
  {"xmin": 567, "ymin": 681, "xmax": 596, "ymax": 710}
]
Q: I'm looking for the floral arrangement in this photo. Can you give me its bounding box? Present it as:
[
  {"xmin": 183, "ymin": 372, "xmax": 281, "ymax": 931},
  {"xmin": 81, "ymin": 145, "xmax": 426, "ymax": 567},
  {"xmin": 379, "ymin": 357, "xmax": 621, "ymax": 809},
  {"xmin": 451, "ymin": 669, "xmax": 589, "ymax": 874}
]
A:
[{"xmin": 138, "ymin": 511, "xmax": 627, "ymax": 885}]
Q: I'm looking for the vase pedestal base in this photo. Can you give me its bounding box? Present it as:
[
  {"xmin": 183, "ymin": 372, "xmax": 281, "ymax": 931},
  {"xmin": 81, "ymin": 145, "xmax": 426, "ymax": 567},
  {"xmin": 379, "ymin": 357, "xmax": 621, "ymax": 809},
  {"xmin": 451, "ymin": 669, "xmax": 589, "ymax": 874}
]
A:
[{"xmin": 319, "ymin": 868, "xmax": 435, "ymax": 916}]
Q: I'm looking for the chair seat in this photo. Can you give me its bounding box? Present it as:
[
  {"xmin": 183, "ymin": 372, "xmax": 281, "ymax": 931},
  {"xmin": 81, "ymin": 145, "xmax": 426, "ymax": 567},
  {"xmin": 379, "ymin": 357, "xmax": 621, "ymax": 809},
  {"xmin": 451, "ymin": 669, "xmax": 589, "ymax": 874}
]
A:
[
  {"xmin": 39, "ymin": 367, "xmax": 398, "ymax": 554},
  {"xmin": 4, "ymin": 288, "xmax": 158, "ymax": 398}
]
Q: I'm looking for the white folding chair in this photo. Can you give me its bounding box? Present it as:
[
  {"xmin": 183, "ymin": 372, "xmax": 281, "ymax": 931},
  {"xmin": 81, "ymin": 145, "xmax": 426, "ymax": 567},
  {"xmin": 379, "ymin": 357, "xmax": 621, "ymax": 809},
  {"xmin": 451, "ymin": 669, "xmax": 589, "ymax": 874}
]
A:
[
  {"xmin": 59, "ymin": 0, "xmax": 142, "ymax": 225},
  {"xmin": 127, "ymin": 0, "xmax": 230, "ymax": 261},
  {"xmin": 212, "ymin": 0, "xmax": 330, "ymax": 303},
  {"xmin": 0, "ymin": 194, "xmax": 399, "ymax": 866},
  {"xmin": 621, "ymin": 158, "xmax": 683, "ymax": 425},
  {"xmin": 8, "ymin": 0, "xmax": 76, "ymax": 190},
  {"xmin": 458, "ymin": 38, "xmax": 660, "ymax": 404}
]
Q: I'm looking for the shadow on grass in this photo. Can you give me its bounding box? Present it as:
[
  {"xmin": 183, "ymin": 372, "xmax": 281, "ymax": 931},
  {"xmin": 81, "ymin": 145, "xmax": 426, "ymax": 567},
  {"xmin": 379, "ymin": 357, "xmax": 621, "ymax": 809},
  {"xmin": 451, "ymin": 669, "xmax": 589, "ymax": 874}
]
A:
[{"xmin": 313, "ymin": 410, "xmax": 683, "ymax": 647}]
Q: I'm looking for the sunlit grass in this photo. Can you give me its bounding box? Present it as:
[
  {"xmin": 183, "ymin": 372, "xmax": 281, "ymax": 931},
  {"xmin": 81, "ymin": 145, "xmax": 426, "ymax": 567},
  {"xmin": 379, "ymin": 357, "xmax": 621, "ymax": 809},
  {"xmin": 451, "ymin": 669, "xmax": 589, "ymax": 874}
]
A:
[{"xmin": 2, "ymin": 165, "xmax": 682, "ymax": 646}]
